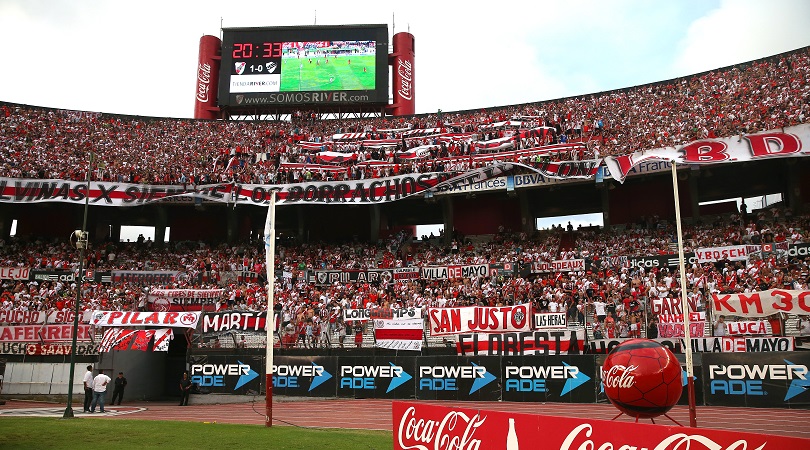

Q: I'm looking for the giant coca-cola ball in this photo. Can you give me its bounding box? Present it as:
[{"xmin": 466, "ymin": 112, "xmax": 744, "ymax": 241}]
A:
[{"xmin": 602, "ymin": 339, "xmax": 683, "ymax": 418}]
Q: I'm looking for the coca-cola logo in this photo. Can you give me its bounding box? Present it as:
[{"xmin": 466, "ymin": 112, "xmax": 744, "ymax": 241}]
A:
[
  {"xmin": 561, "ymin": 423, "xmax": 767, "ymax": 450},
  {"xmin": 397, "ymin": 58, "xmax": 413, "ymax": 101},
  {"xmin": 196, "ymin": 62, "xmax": 212, "ymax": 103},
  {"xmin": 396, "ymin": 405, "xmax": 485, "ymax": 450},
  {"xmin": 602, "ymin": 364, "xmax": 638, "ymax": 389}
]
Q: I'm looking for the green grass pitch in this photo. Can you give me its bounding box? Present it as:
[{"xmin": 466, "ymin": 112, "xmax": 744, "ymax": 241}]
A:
[{"xmin": 280, "ymin": 54, "xmax": 376, "ymax": 92}]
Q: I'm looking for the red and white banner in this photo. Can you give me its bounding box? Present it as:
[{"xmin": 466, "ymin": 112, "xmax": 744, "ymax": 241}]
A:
[
  {"xmin": 455, "ymin": 329, "xmax": 586, "ymax": 356},
  {"xmin": 531, "ymin": 259, "xmax": 585, "ymax": 273},
  {"xmin": 0, "ymin": 309, "xmax": 90, "ymax": 325},
  {"xmin": 0, "ymin": 324, "xmax": 93, "ymax": 342},
  {"xmin": 605, "ymin": 124, "xmax": 810, "ymax": 182},
  {"xmin": 392, "ymin": 401, "xmax": 810, "ymax": 450},
  {"xmin": 0, "ymin": 267, "xmax": 30, "ymax": 280},
  {"xmin": 90, "ymin": 311, "xmax": 200, "ymax": 329},
  {"xmin": 725, "ymin": 320, "xmax": 769, "ymax": 335},
  {"xmin": 98, "ymin": 328, "xmax": 173, "ymax": 352},
  {"xmin": 588, "ymin": 336, "xmax": 794, "ymax": 354},
  {"xmin": 344, "ymin": 307, "xmax": 423, "ymax": 322},
  {"xmin": 533, "ymin": 312, "xmax": 568, "ymax": 329},
  {"xmin": 657, "ymin": 322, "xmax": 706, "ymax": 338},
  {"xmin": 374, "ymin": 318, "xmax": 424, "ymax": 351},
  {"xmin": 712, "ymin": 289, "xmax": 810, "ymax": 317},
  {"xmin": 695, "ymin": 245, "xmax": 759, "ymax": 263},
  {"xmin": 428, "ymin": 303, "xmax": 531, "ymax": 336},
  {"xmin": 651, "ymin": 297, "xmax": 701, "ymax": 315},
  {"xmin": 147, "ymin": 289, "xmax": 223, "ymax": 312},
  {"xmin": 657, "ymin": 312, "xmax": 705, "ymax": 323},
  {"xmin": 0, "ymin": 342, "xmax": 99, "ymax": 355}
]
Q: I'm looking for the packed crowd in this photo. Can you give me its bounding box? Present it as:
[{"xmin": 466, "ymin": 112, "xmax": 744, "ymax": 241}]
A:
[
  {"xmin": 1, "ymin": 48, "xmax": 808, "ymax": 187},
  {"xmin": 1, "ymin": 207, "xmax": 809, "ymax": 346}
]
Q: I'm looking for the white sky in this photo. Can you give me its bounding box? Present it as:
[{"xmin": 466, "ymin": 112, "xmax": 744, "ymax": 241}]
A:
[{"xmin": 0, "ymin": 0, "xmax": 808, "ymax": 119}]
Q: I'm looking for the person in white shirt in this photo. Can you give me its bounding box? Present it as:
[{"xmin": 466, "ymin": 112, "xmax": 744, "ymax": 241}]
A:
[
  {"xmin": 592, "ymin": 298, "xmax": 607, "ymax": 322},
  {"xmin": 90, "ymin": 369, "xmax": 112, "ymax": 413},
  {"xmin": 714, "ymin": 316, "xmax": 727, "ymax": 337},
  {"xmin": 798, "ymin": 316, "xmax": 810, "ymax": 336},
  {"xmin": 82, "ymin": 365, "xmax": 94, "ymax": 413}
]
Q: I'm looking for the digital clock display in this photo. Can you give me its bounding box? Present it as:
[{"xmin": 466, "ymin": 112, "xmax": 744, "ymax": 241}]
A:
[{"xmin": 218, "ymin": 25, "xmax": 388, "ymax": 106}]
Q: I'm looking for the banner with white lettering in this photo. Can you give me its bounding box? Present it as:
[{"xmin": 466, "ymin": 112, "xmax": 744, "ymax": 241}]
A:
[
  {"xmin": 587, "ymin": 336, "xmax": 794, "ymax": 354},
  {"xmin": 343, "ymin": 307, "xmax": 423, "ymax": 322},
  {"xmin": 374, "ymin": 318, "xmax": 424, "ymax": 351},
  {"xmin": 90, "ymin": 311, "xmax": 201, "ymax": 329},
  {"xmin": 0, "ymin": 324, "xmax": 93, "ymax": 342},
  {"xmin": 428, "ymin": 304, "xmax": 532, "ymax": 336},
  {"xmin": 147, "ymin": 289, "xmax": 224, "ymax": 312},
  {"xmin": 201, "ymin": 312, "xmax": 270, "ymax": 333},
  {"xmin": 392, "ymin": 400, "xmax": 810, "ymax": 450},
  {"xmin": 533, "ymin": 312, "xmax": 568, "ymax": 329},
  {"xmin": 313, "ymin": 269, "xmax": 394, "ymax": 285},
  {"xmin": 712, "ymin": 289, "xmax": 810, "ymax": 317},
  {"xmin": 110, "ymin": 270, "xmax": 179, "ymax": 284},
  {"xmin": 455, "ymin": 329, "xmax": 586, "ymax": 355},
  {"xmin": 531, "ymin": 259, "xmax": 585, "ymax": 273},
  {"xmin": 604, "ymin": 124, "xmax": 810, "ymax": 183},
  {"xmin": 651, "ymin": 298, "xmax": 701, "ymax": 315}
]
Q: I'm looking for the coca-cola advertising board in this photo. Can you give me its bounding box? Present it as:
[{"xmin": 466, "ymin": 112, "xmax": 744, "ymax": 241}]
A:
[{"xmin": 392, "ymin": 401, "xmax": 810, "ymax": 450}]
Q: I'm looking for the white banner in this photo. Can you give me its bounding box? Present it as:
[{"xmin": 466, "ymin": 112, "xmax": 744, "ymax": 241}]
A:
[
  {"xmin": 604, "ymin": 124, "xmax": 810, "ymax": 183},
  {"xmin": 533, "ymin": 312, "xmax": 567, "ymax": 329},
  {"xmin": 374, "ymin": 318, "xmax": 424, "ymax": 351},
  {"xmin": 428, "ymin": 303, "xmax": 532, "ymax": 336},
  {"xmin": 695, "ymin": 245, "xmax": 759, "ymax": 263},
  {"xmin": 343, "ymin": 307, "xmax": 423, "ymax": 322},
  {"xmin": 455, "ymin": 329, "xmax": 587, "ymax": 355},
  {"xmin": 725, "ymin": 320, "xmax": 769, "ymax": 335},
  {"xmin": 712, "ymin": 289, "xmax": 810, "ymax": 317},
  {"xmin": 0, "ymin": 310, "xmax": 91, "ymax": 325},
  {"xmin": 588, "ymin": 336, "xmax": 794, "ymax": 353},
  {"xmin": 0, "ymin": 267, "xmax": 30, "ymax": 280},
  {"xmin": 90, "ymin": 311, "xmax": 201, "ymax": 329}
]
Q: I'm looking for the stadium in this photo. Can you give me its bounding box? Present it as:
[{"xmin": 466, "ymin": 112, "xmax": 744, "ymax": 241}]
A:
[{"xmin": 1, "ymin": 18, "xmax": 810, "ymax": 449}]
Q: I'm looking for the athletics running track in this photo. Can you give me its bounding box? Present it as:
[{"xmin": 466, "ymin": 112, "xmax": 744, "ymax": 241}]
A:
[{"xmin": 1, "ymin": 398, "xmax": 809, "ymax": 439}]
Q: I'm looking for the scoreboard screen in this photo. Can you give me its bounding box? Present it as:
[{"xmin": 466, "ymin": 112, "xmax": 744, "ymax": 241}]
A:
[{"xmin": 218, "ymin": 24, "xmax": 388, "ymax": 107}]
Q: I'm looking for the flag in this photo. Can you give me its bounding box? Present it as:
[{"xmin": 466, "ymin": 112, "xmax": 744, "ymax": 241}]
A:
[
  {"xmin": 99, "ymin": 329, "xmax": 124, "ymax": 352},
  {"xmin": 152, "ymin": 328, "xmax": 174, "ymax": 352},
  {"xmin": 131, "ymin": 329, "xmax": 155, "ymax": 351},
  {"xmin": 113, "ymin": 329, "xmax": 138, "ymax": 350},
  {"xmin": 374, "ymin": 318, "xmax": 423, "ymax": 351}
]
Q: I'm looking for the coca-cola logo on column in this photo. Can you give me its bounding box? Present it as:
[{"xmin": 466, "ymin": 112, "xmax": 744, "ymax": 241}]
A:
[
  {"xmin": 397, "ymin": 58, "xmax": 413, "ymax": 101},
  {"xmin": 196, "ymin": 62, "xmax": 212, "ymax": 103}
]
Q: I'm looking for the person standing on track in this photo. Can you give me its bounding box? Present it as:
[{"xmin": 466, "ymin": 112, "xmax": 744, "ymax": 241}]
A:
[
  {"xmin": 179, "ymin": 372, "xmax": 192, "ymax": 406},
  {"xmin": 111, "ymin": 372, "xmax": 127, "ymax": 405},
  {"xmin": 82, "ymin": 365, "xmax": 93, "ymax": 413},
  {"xmin": 90, "ymin": 369, "xmax": 111, "ymax": 413}
]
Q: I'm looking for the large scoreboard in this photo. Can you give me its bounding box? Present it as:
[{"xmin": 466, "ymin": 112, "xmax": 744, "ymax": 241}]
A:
[{"xmin": 217, "ymin": 24, "xmax": 389, "ymax": 108}]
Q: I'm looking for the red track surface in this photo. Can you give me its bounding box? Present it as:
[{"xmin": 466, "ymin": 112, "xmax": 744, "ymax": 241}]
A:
[{"xmin": 2, "ymin": 399, "xmax": 810, "ymax": 439}]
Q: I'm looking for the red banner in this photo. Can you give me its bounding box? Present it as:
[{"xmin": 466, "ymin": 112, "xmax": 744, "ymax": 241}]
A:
[
  {"xmin": 0, "ymin": 324, "xmax": 92, "ymax": 342},
  {"xmin": 392, "ymin": 401, "xmax": 810, "ymax": 450},
  {"xmin": 428, "ymin": 303, "xmax": 531, "ymax": 336}
]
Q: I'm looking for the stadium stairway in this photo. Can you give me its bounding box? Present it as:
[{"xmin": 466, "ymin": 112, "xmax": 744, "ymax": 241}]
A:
[{"xmin": 559, "ymin": 231, "xmax": 577, "ymax": 251}]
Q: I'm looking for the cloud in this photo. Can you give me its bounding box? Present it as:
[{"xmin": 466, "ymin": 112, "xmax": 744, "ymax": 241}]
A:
[{"xmin": 673, "ymin": 0, "xmax": 810, "ymax": 74}]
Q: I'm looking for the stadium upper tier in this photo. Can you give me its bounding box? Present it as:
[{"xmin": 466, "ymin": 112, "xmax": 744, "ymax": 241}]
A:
[{"xmin": 1, "ymin": 47, "xmax": 808, "ymax": 186}]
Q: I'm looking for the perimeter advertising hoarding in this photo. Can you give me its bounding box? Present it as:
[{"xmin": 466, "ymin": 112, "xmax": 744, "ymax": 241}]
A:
[
  {"xmin": 392, "ymin": 401, "xmax": 810, "ymax": 450},
  {"xmin": 189, "ymin": 354, "xmax": 262, "ymax": 395},
  {"xmin": 414, "ymin": 356, "xmax": 501, "ymax": 402},
  {"xmin": 702, "ymin": 352, "xmax": 810, "ymax": 409},
  {"xmin": 272, "ymin": 356, "xmax": 337, "ymax": 397},
  {"xmin": 335, "ymin": 356, "xmax": 416, "ymax": 399},
  {"xmin": 501, "ymin": 355, "xmax": 597, "ymax": 404},
  {"xmin": 218, "ymin": 25, "xmax": 388, "ymax": 107}
]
